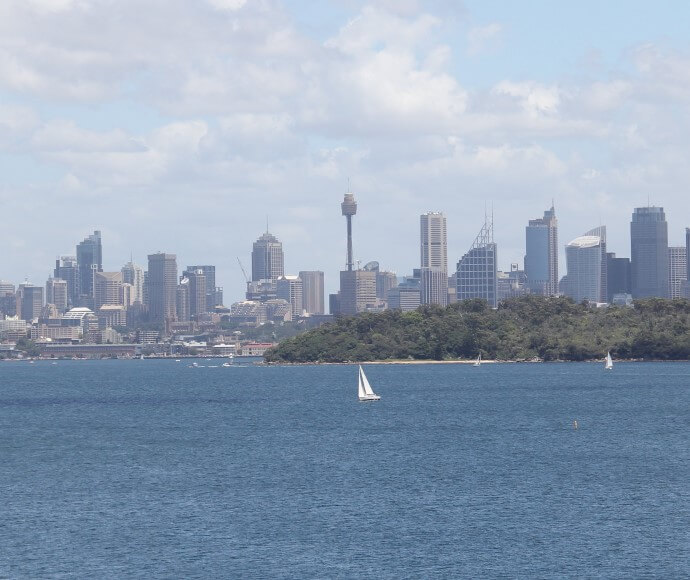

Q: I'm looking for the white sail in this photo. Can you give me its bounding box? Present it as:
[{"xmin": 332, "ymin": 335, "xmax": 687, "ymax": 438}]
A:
[
  {"xmin": 473, "ymin": 353, "xmax": 481, "ymax": 367},
  {"xmin": 358, "ymin": 365, "xmax": 380, "ymax": 401},
  {"xmin": 358, "ymin": 366, "xmax": 367, "ymax": 398},
  {"xmin": 605, "ymin": 352, "xmax": 613, "ymax": 370}
]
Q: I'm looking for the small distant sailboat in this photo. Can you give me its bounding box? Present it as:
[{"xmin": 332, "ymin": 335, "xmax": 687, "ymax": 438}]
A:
[
  {"xmin": 473, "ymin": 353, "xmax": 482, "ymax": 367},
  {"xmin": 605, "ymin": 352, "xmax": 613, "ymax": 370},
  {"xmin": 358, "ymin": 365, "xmax": 381, "ymax": 402}
]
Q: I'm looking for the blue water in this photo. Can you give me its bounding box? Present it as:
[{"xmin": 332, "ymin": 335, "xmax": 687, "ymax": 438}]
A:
[{"xmin": 0, "ymin": 360, "xmax": 688, "ymax": 578}]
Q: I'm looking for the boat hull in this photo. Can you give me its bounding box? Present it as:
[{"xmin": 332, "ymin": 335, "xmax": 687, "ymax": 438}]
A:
[{"xmin": 358, "ymin": 395, "xmax": 381, "ymax": 402}]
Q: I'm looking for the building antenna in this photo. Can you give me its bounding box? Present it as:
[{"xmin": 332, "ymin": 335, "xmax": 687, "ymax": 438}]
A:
[
  {"xmin": 266, "ymin": 215, "xmax": 269, "ymax": 233},
  {"xmin": 347, "ymin": 177, "xmax": 351, "ymax": 192}
]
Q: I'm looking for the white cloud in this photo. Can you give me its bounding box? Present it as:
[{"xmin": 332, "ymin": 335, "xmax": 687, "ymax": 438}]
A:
[
  {"xmin": 467, "ymin": 22, "xmax": 502, "ymax": 56},
  {"xmin": 1, "ymin": 2, "xmax": 690, "ymax": 296}
]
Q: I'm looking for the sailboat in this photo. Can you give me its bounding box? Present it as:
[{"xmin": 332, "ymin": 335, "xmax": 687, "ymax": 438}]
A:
[
  {"xmin": 358, "ymin": 365, "xmax": 381, "ymax": 402},
  {"xmin": 473, "ymin": 353, "xmax": 482, "ymax": 367},
  {"xmin": 605, "ymin": 352, "xmax": 613, "ymax": 370}
]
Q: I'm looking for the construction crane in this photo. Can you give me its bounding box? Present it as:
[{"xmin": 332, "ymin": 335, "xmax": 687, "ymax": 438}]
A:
[{"xmin": 237, "ymin": 257, "xmax": 249, "ymax": 284}]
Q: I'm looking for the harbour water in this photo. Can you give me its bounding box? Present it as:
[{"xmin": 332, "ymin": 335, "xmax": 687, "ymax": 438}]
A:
[{"xmin": 1, "ymin": 360, "xmax": 688, "ymax": 577}]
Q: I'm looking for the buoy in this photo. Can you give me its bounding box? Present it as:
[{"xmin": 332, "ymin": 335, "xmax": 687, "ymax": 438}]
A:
[{"xmin": 573, "ymin": 420, "xmax": 578, "ymax": 430}]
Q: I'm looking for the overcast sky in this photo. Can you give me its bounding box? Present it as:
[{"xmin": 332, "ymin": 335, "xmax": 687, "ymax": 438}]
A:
[{"xmin": 2, "ymin": 0, "xmax": 690, "ymax": 300}]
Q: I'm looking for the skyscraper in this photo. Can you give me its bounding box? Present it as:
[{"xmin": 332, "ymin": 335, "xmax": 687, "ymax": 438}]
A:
[
  {"xmin": 299, "ymin": 271, "xmax": 325, "ymax": 314},
  {"xmin": 606, "ymin": 253, "xmax": 631, "ymax": 302},
  {"xmin": 277, "ymin": 275, "xmax": 303, "ymax": 318},
  {"xmin": 251, "ymin": 233, "xmax": 284, "ymax": 282},
  {"xmin": 183, "ymin": 269, "xmax": 207, "ymax": 318},
  {"xmin": 94, "ymin": 272, "xmax": 123, "ymax": 309},
  {"xmin": 338, "ymin": 190, "xmax": 376, "ymax": 315},
  {"xmin": 456, "ymin": 217, "xmax": 498, "ymax": 307},
  {"xmin": 668, "ymin": 246, "xmax": 687, "ymax": 300},
  {"xmin": 420, "ymin": 212, "xmax": 448, "ymax": 306},
  {"xmin": 121, "ymin": 261, "xmax": 144, "ymax": 304},
  {"xmin": 54, "ymin": 256, "xmax": 79, "ymax": 308},
  {"xmin": 560, "ymin": 228, "xmax": 607, "ymax": 303},
  {"xmin": 186, "ymin": 265, "xmax": 219, "ymax": 310},
  {"xmin": 525, "ymin": 205, "xmax": 558, "ymax": 295},
  {"xmin": 630, "ymin": 207, "xmax": 668, "ymax": 298},
  {"xmin": 46, "ymin": 277, "xmax": 68, "ymax": 314},
  {"xmin": 147, "ymin": 253, "xmax": 178, "ymax": 325},
  {"xmin": 17, "ymin": 283, "xmax": 43, "ymax": 322},
  {"xmin": 76, "ymin": 230, "xmax": 102, "ymax": 307},
  {"xmin": 686, "ymin": 228, "xmax": 690, "ymax": 282}
]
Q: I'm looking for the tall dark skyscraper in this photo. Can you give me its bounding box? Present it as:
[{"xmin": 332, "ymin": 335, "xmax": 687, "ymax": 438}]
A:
[
  {"xmin": 147, "ymin": 253, "xmax": 178, "ymax": 325},
  {"xmin": 76, "ymin": 230, "xmax": 102, "ymax": 306},
  {"xmin": 525, "ymin": 205, "xmax": 558, "ymax": 296},
  {"xmin": 630, "ymin": 207, "xmax": 668, "ymax": 298},
  {"xmin": 251, "ymin": 233, "xmax": 284, "ymax": 282},
  {"xmin": 606, "ymin": 252, "xmax": 631, "ymax": 302}
]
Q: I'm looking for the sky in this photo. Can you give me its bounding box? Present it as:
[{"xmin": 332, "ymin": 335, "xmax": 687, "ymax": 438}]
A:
[{"xmin": 2, "ymin": 0, "xmax": 690, "ymax": 300}]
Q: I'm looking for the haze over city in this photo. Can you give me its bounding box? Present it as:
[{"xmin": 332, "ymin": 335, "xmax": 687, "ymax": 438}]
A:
[{"xmin": 2, "ymin": 0, "xmax": 690, "ymax": 299}]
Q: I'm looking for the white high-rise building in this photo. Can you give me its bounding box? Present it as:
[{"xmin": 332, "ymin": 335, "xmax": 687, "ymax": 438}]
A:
[
  {"xmin": 668, "ymin": 246, "xmax": 687, "ymax": 300},
  {"xmin": 420, "ymin": 212, "xmax": 448, "ymax": 306}
]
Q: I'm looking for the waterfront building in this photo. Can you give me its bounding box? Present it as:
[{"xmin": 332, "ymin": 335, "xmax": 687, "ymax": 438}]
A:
[
  {"xmin": 606, "ymin": 253, "xmax": 632, "ymax": 303},
  {"xmin": 277, "ymin": 275, "xmax": 304, "ymax": 317},
  {"xmin": 121, "ymin": 261, "xmax": 144, "ymax": 304},
  {"xmin": 147, "ymin": 253, "xmax": 178, "ymax": 325},
  {"xmin": 251, "ymin": 232, "xmax": 284, "ymax": 282},
  {"xmin": 94, "ymin": 272, "xmax": 123, "ymax": 309},
  {"xmin": 560, "ymin": 227, "xmax": 607, "ymax": 303},
  {"xmin": 420, "ymin": 212, "xmax": 448, "ymax": 306},
  {"xmin": 631, "ymin": 207, "xmax": 668, "ymax": 298},
  {"xmin": 524, "ymin": 205, "xmax": 558, "ymax": 296},
  {"xmin": 668, "ymin": 246, "xmax": 687, "ymax": 300},
  {"xmin": 299, "ymin": 271, "xmax": 325, "ymax": 314},
  {"xmin": 17, "ymin": 283, "xmax": 43, "ymax": 322},
  {"xmin": 45, "ymin": 277, "xmax": 68, "ymax": 314},
  {"xmin": 456, "ymin": 217, "xmax": 498, "ymax": 307},
  {"xmin": 76, "ymin": 230, "xmax": 103, "ymax": 307},
  {"xmin": 54, "ymin": 256, "xmax": 79, "ymax": 308}
]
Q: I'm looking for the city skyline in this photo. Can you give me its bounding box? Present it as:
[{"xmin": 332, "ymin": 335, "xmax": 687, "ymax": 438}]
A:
[
  {"xmin": 2, "ymin": 2, "xmax": 690, "ymax": 299},
  {"xmin": 1, "ymin": 197, "xmax": 689, "ymax": 306}
]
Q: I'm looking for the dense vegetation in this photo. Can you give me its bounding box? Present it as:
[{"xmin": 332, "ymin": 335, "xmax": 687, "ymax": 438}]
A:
[{"xmin": 264, "ymin": 296, "xmax": 690, "ymax": 363}]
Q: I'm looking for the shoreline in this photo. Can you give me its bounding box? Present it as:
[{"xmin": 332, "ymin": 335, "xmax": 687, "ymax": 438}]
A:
[{"xmin": 263, "ymin": 357, "xmax": 688, "ymax": 365}]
